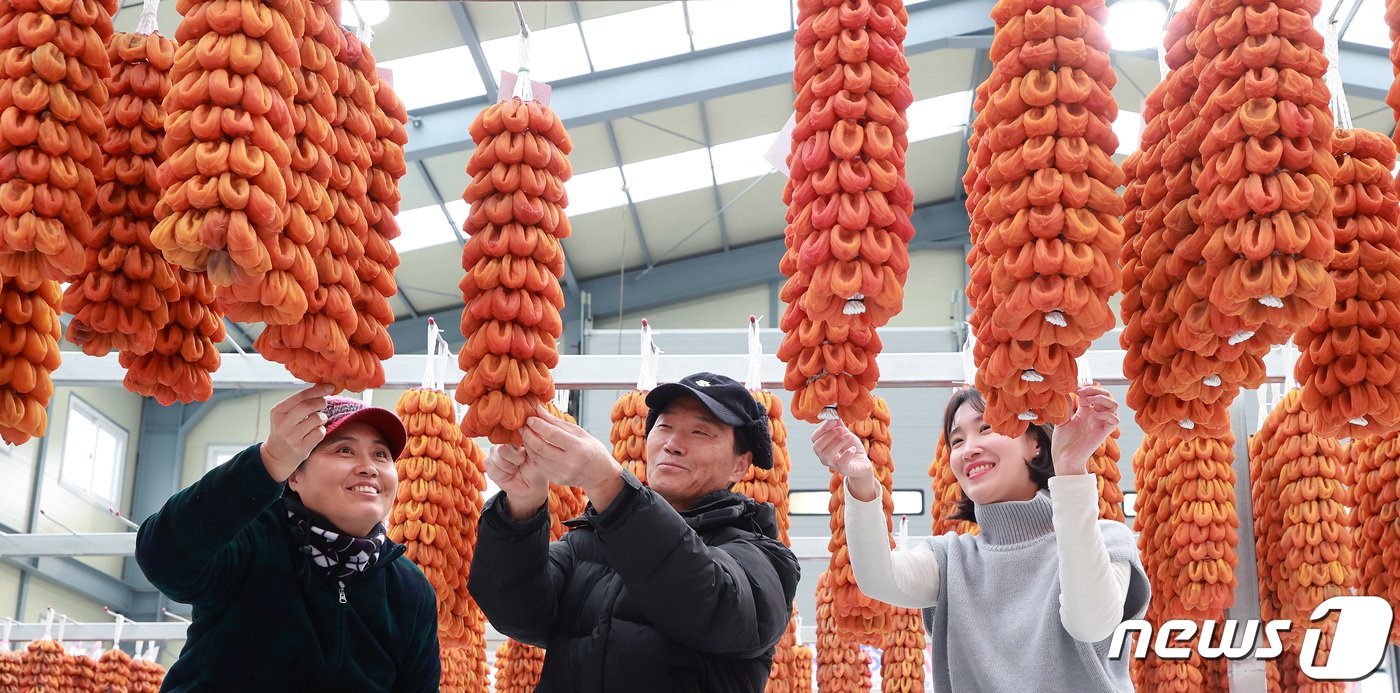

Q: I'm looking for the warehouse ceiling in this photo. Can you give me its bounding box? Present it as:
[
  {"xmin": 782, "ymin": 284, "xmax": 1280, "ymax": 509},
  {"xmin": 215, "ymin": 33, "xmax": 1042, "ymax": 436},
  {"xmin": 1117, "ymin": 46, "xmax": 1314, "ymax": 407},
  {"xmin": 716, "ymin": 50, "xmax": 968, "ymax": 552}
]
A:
[{"xmin": 104, "ymin": 0, "xmax": 1400, "ymax": 354}]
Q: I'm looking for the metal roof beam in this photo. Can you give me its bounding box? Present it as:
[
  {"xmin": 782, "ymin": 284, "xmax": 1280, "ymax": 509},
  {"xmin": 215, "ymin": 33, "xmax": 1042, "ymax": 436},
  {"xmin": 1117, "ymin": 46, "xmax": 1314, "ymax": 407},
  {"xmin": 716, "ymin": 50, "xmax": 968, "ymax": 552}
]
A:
[
  {"xmin": 405, "ymin": 0, "xmax": 1393, "ymax": 162},
  {"xmin": 447, "ymin": 1, "xmax": 498, "ymax": 103},
  {"xmin": 383, "ymin": 198, "xmax": 972, "ymax": 348},
  {"xmin": 403, "ymin": 0, "xmax": 993, "ymax": 161}
]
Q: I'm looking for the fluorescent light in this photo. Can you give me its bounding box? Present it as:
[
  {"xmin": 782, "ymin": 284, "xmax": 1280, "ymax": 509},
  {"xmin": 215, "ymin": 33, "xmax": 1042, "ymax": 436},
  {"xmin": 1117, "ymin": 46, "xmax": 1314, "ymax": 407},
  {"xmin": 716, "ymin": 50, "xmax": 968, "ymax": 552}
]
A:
[
  {"xmin": 789, "ymin": 490, "xmax": 924, "ymax": 515},
  {"xmin": 1106, "ymin": 0, "xmax": 1167, "ymax": 51}
]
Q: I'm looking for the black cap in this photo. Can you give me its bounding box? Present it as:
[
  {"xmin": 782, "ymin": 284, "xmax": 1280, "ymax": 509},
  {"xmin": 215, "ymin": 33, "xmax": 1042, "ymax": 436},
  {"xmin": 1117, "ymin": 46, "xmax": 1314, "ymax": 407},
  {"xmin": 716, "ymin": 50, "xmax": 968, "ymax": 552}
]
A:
[{"xmin": 644, "ymin": 372, "xmax": 773, "ymax": 469}]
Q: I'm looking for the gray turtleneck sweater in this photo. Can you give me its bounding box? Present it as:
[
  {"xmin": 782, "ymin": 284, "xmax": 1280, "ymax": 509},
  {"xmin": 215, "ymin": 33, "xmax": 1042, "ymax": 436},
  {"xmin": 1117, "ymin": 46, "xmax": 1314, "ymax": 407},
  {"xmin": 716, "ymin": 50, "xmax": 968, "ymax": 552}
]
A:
[{"xmin": 845, "ymin": 474, "xmax": 1150, "ymax": 692}]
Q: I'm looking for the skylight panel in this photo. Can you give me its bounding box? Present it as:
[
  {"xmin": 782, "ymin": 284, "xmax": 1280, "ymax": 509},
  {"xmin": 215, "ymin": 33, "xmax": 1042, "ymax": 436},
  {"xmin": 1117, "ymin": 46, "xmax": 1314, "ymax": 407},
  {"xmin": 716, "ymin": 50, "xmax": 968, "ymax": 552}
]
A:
[
  {"xmin": 905, "ymin": 90, "xmax": 974, "ymax": 141},
  {"xmin": 565, "ymin": 167, "xmax": 631, "ymax": 216},
  {"xmin": 392, "ymin": 205, "xmax": 460, "ymax": 253},
  {"xmin": 481, "ymin": 23, "xmax": 592, "ymax": 84},
  {"xmin": 581, "ymin": 3, "xmax": 691, "ymax": 71},
  {"xmin": 711, "ymin": 134, "xmax": 778, "ymax": 184},
  {"xmin": 688, "ymin": 0, "xmax": 792, "ymax": 51},
  {"xmin": 1342, "ymin": 0, "xmax": 1388, "ymax": 46},
  {"xmin": 380, "ymin": 46, "xmax": 487, "ymax": 110},
  {"xmin": 622, "ymin": 147, "xmax": 714, "ymax": 203},
  {"xmin": 1113, "ymin": 110, "xmax": 1144, "ymax": 156}
]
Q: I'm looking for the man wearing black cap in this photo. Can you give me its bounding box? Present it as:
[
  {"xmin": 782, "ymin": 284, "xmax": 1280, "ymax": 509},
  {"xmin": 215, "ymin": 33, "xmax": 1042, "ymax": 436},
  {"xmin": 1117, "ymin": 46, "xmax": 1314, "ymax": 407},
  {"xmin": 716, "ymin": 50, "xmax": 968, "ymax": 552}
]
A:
[{"xmin": 470, "ymin": 372, "xmax": 800, "ymax": 692}]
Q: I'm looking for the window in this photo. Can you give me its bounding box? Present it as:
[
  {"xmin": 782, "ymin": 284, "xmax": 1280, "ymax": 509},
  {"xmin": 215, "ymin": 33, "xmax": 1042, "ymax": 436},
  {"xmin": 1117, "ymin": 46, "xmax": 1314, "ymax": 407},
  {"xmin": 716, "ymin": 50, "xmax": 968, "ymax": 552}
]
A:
[
  {"xmin": 206, "ymin": 444, "xmax": 247, "ymax": 473},
  {"xmin": 788, "ymin": 489, "xmax": 925, "ymax": 516},
  {"xmin": 1122, "ymin": 491, "xmax": 1139, "ymax": 519},
  {"xmin": 59, "ymin": 397, "xmax": 128, "ymax": 505}
]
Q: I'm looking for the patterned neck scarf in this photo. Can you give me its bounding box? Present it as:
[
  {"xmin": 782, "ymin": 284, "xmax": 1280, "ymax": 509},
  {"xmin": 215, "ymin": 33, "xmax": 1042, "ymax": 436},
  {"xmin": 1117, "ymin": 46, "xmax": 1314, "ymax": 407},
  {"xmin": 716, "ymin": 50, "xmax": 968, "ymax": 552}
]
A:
[{"xmin": 284, "ymin": 495, "xmax": 387, "ymax": 582}]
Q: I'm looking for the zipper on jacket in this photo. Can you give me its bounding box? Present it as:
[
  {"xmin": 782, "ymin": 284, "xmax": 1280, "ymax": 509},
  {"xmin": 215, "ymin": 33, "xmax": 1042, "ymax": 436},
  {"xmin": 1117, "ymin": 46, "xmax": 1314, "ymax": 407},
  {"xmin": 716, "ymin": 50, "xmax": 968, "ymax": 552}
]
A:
[{"xmin": 338, "ymin": 581, "xmax": 347, "ymax": 604}]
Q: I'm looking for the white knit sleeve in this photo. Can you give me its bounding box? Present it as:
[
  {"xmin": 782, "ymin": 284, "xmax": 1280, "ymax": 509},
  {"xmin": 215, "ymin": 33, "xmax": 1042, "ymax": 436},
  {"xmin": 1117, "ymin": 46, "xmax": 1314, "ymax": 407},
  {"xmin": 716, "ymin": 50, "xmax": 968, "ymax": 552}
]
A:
[
  {"xmin": 842, "ymin": 480, "xmax": 941, "ymax": 609},
  {"xmin": 1049, "ymin": 474, "xmax": 1131, "ymax": 642}
]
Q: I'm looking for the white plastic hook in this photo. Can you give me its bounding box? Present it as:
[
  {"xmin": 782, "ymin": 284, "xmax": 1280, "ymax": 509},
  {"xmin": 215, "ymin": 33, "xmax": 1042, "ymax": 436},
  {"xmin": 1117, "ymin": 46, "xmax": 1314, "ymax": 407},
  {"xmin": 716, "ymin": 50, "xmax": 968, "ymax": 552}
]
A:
[
  {"xmin": 56, "ymin": 614, "xmax": 69, "ymax": 645},
  {"xmin": 897, "ymin": 515, "xmax": 909, "ymax": 551},
  {"xmin": 1158, "ymin": 0, "xmax": 1181, "ymax": 79},
  {"xmin": 136, "ymin": 0, "xmax": 160, "ymax": 35},
  {"xmin": 637, "ymin": 320, "xmax": 661, "ymax": 391},
  {"xmin": 42, "ymin": 607, "xmax": 54, "ymax": 641},
  {"xmin": 1323, "ymin": 12, "xmax": 1353, "ymax": 129},
  {"xmin": 512, "ymin": 2, "xmax": 534, "ymax": 101},
  {"xmin": 161, "ymin": 608, "xmax": 191, "ymax": 624},
  {"xmin": 2, "ymin": 617, "xmax": 13, "ymax": 648},
  {"xmin": 1076, "ymin": 353, "xmax": 1095, "ymax": 388},
  {"xmin": 1280, "ymin": 341, "xmax": 1300, "ymax": 393},
  {"xmin": 421, "ymin": 317, "xmax": 440, "ymax": 390},
  {"xmin": 108, "ymin": 508, "xmax": 140, "ymax": 531},
  {"xmin": 1256, "ymin": 385, "xmax": 1270, "ymax": 433},
  {"xmin": 843, "ymin": 295, "xmax": 866, "ymax": 315},
  {"xmin": 1228, "ymin": 331, "xmax": 1254, "ymax": 346},
  {"xmin": 39, "ymin": 509, "xmax": 79, "ymax": 535},
  {"xmin": 745, "ymin": 315, "xmax": 763, "ymax": 391},
  {"xmin": 108, "ymin": 609, "xmax": 125, "ymax": 649},
  {"xmin": 960, "ymin": 324, "xmax": 977, "ymax": 386}
]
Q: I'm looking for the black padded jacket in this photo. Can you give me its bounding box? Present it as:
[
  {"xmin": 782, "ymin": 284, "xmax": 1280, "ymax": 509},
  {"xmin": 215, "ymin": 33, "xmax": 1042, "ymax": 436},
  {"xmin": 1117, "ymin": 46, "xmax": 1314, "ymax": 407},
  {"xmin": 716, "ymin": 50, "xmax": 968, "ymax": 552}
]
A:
[{"xmin": 469, "ymin": 471, "xmax": 800, "ymax": 692}]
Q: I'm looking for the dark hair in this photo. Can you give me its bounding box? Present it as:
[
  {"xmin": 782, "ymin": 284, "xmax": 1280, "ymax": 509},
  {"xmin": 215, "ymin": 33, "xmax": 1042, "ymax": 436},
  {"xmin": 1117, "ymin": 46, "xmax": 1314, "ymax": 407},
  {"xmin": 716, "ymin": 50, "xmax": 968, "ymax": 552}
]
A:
[
  {"xmin": 943, "ymin": 388, "xmax": 1055, "ymax": 522},
  {"xmin": 733, "ymin": 433, "xmax": 750, "ymax": 457}
]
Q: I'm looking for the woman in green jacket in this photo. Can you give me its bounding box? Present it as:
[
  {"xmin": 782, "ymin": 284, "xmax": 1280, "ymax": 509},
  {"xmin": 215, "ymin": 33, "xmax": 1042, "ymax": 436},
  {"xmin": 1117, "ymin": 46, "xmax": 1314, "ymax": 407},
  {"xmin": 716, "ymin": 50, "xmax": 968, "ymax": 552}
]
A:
[{"xmin": 136, "ymin": 385, "xmax": 440, "ymax": 691}]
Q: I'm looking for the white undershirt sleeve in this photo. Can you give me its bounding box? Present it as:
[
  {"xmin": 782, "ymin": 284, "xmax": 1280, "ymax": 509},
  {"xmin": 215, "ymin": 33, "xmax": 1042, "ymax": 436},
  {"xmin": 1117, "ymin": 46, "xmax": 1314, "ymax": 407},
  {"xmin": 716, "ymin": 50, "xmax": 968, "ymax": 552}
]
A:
[
  {"xmin": 842, "ymin": 480, "xmax": 941, "ymax": 609},
  {"xmin": 1049, "ymin": 474, "xmax": 1132, "ymax": 642}
]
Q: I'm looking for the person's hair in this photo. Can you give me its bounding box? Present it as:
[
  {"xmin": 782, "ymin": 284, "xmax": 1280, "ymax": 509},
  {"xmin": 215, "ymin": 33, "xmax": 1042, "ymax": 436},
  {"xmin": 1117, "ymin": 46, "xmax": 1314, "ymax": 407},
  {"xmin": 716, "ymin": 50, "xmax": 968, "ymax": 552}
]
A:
[
  {"xmin": 733, "ymin": 433, "xmax": 749, "ymax": 457},
  {"xmin": 943, "ymin": 388, "xmax": 1055, "ymax": 522}
]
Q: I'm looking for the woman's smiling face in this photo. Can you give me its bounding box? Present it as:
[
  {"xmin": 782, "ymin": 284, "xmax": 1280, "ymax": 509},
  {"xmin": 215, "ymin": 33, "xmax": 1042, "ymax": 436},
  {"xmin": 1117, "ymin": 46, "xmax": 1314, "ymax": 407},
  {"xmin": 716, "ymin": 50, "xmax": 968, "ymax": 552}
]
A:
[{"xmin": 947, "ymin": 401, "xmax": 1041, "ymax": 505}]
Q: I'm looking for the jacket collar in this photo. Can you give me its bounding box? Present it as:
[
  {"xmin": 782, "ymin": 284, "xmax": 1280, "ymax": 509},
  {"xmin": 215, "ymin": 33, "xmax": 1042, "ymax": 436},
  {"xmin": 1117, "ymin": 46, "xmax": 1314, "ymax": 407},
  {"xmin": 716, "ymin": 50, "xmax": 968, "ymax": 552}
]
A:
[
  {"xmin": 566, "ymin": 487, "xmax": 781, "ymax": 540},
  {"xmin": 277, "ymin": 497, "xmax": 405, "ymax": 575}
]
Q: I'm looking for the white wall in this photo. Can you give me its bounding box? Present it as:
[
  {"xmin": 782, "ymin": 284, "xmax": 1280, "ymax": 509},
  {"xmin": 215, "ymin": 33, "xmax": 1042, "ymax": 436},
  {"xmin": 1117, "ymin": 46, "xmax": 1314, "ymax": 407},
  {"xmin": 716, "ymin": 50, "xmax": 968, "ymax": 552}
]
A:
[
  {"xmin": 36, "ymin": 387, "xmax": 145, "ymax": 577},
  {"xmin": 0, "ymin": 564, "xmax": 20, "ymax": 619},
  {"xmin": 589, "ymin": 249, "xmax": 969, "ymax": 333},
  {"xmin": 178, "ymin": 387, "xmax": 429, "ymax": 492},
  {"xmin": 179, "ymin": 389, "xmax": 298, "ymax": 490},
  {"xmin": 886, "ymin": 248, "xmax": 967, "ymax": 328},
  {"xmin": 20, "ymin": 574, "xmax": 108, "ymax": 623},
  {"xmin": 0, "ymin": 438, "xmax": 38, "ymax": 530},
  {"xmin": 592, "ymin": 284, "xmax": 773, "ymax": 331}
]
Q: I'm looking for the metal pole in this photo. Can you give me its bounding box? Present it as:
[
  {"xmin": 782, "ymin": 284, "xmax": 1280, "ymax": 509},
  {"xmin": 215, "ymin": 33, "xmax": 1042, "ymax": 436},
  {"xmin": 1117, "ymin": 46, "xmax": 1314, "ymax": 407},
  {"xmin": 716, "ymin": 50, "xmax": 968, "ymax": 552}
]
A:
[{"xmin": 1226, "ymin": 395, "xmax": 1267, "ymax": 692}]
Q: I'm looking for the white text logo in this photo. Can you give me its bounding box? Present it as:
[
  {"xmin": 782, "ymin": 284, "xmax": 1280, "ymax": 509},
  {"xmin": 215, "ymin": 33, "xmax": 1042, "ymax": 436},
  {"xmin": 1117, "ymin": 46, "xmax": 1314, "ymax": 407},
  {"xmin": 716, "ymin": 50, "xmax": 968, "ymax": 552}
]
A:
[{"xmin": 1108, "ymin": 596, "xmax": 1394, "ymax": 681}]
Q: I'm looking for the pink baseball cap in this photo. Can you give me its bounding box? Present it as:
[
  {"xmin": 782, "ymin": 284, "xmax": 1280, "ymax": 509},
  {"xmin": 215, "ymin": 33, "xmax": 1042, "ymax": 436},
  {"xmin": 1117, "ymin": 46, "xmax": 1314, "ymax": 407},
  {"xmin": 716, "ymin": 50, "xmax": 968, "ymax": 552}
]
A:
[{"xmin": 320, "ymin": 396, "xmax": 407, "ymax": 459}]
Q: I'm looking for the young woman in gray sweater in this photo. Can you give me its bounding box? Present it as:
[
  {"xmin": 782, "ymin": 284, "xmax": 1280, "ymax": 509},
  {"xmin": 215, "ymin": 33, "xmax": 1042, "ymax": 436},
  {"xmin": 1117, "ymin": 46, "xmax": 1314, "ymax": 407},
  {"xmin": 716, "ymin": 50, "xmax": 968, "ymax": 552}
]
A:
[{"xmin": 813, "ymin": 385, "xmax": 1150, "ymax": 692}]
